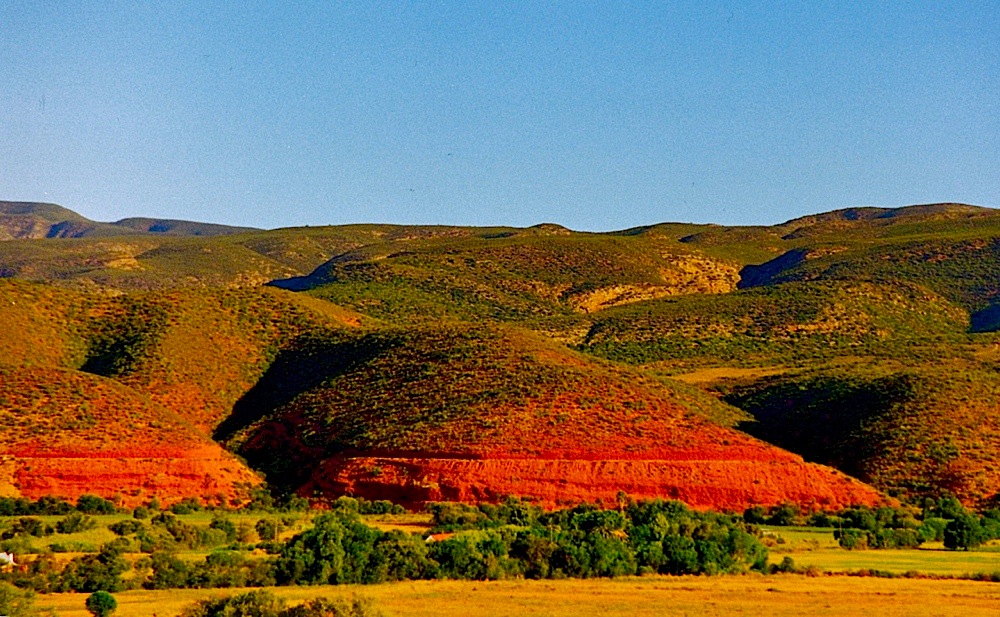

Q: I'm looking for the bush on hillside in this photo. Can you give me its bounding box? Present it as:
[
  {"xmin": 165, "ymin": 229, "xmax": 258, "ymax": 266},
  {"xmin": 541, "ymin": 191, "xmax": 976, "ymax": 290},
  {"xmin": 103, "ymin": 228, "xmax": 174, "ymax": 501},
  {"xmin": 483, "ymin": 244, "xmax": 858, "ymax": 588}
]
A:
[
  {"xmin": 181, "ymin": 590, "xmax": 382, "ymax": 617},
  {"xmin": 57, "ymin": 513, "xmax": 98, "ymax": 534}
]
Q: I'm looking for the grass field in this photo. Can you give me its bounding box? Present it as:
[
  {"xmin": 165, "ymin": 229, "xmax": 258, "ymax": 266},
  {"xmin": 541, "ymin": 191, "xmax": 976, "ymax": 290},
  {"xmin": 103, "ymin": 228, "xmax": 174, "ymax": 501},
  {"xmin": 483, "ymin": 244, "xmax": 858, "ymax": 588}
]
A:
[
  {"xmin": 776, "ymin": 548, "xmax": 1000, "ymax": 576},
  {"xmin": 34, "ymin": 575, "xmax": 1000, "ymax": 617},
  {"xmin": 763, "ymin": 526, "xmax": 1000, "ymax": 576}
]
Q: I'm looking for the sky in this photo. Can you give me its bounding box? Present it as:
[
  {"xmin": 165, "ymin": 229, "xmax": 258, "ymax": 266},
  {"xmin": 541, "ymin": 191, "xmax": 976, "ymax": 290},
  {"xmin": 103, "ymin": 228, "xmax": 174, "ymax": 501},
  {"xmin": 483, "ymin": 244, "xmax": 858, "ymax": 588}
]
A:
[{"xmin": 1, "ymin": 2, "xmax": 997, "ymax": 231}]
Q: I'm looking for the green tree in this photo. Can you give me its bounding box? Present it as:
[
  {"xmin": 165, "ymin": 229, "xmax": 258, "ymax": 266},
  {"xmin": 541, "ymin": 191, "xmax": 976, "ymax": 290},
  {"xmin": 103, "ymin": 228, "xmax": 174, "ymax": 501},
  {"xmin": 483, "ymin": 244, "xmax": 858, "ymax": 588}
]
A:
[
  {"xmin": 209, "ymin": 517, "xmax": 238, "ymax": 543},
  {"xmin": 149, "ymin": 552, "xmax": 191, "ymax": 589},
  {"xmin": 57, "ymin": 512, "xmax": 98, "ymax": 534},
  {"xmin": 85, "ymin": 590, "xmax": 117, "ymax": 617},
  {"xmin": 181, "ymin": 589, "xmax": 284, "ymax": 617},
  {"xmin": 76, "ymin": 495, "xmax": 117, "ymax": 515},
  {"xmin": 255, "ymin": 518, "xmax": 281, "ymax": 542},
  {"xmin": 944, "ymin": 513, "xmax": 987, "ymax": 550},
  {"xmin": 59, "ymin": 545, "xmax": 130, "ymax": 592}
]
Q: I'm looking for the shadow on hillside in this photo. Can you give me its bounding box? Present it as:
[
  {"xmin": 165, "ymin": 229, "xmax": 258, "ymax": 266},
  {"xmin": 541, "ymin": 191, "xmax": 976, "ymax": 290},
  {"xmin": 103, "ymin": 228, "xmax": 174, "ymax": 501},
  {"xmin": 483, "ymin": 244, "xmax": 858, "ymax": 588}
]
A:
[
  {"xmin": 727, "ymin": 375, "xmax": 914, "ymax": 480},
  {"xmin": 737, "ymin": 249, "xmax": 807, "ymax": 289},
  {"xmin": 969, "ymin": 304, "xmax": 1000, "ymax": 333},
  {"xmin": 266, "ymin": 275, "xmax": 314, "ymax": 292},
  {"xmin": 213, "ymin": 334, "xmax": 384, "ymax": 444}
]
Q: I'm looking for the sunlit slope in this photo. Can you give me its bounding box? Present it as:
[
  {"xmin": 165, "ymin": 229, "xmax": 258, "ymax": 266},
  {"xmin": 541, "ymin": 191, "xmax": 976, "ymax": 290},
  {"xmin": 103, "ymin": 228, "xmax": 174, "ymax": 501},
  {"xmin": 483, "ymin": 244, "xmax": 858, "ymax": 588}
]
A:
[
  {"xmin": 556, "ymin": 280, "xmax": 969, "ymax": 369},
  {"xmin": 281, "ymin": 231, "xmax": 741, "ymax": 323},
  {"xmin": 0, "ymin": 201, "xmax": 255, "ymax": 240},
  {"xmin": 0, "ymin": 365, "xmax": 261, "ymax": 505},
  {"xmin": 0, "ymin": 219, "xmax": 535, "ymax": 294},
  {"xmin": 0, "ymin": 279, "xmax": 90, "ymax": 367},
  {"xmin": 80, "ymin": 287, "xmax": 366, "ymax": 430},
  {"xmin": 734, "ymin": 205, "xmax": 1000, "ymax": 326},
  {"xmin": 0, "ymin": 282, "xmax": 368, "ymax": 504},
  {"xmin": 721, "ymin": 366, "xmax": 1000, "ymax": 506},
  {"xmin": 225, "ymin": 324, "xmax": 882, "ymax": 510},
  {"xmin": 0, "ymin": 201, "xmax": 122, "ymax": 239},
  {"xmin": 0, "ymin": 235, "xmax": 301, "ymax": 291},
  {"xmin": 4, "ymin": 200, "xmax": 1000, "ymax": 511}
]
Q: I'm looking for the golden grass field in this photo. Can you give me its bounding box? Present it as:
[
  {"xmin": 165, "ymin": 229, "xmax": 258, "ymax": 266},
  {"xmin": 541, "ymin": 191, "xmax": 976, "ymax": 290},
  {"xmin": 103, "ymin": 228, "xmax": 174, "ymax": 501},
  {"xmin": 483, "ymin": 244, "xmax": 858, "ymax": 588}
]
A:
[{"xmin": 35, "ymin": 575, "xmax": 1000, "ymax": 617}]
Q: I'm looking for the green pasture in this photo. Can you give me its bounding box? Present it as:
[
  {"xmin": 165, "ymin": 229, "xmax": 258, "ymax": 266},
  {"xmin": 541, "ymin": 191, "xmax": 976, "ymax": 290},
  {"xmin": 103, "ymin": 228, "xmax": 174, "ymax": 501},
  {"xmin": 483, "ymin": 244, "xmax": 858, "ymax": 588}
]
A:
[{"xmin": 763, "ymin": 526, "xmax": 1000, "ymax": 576}]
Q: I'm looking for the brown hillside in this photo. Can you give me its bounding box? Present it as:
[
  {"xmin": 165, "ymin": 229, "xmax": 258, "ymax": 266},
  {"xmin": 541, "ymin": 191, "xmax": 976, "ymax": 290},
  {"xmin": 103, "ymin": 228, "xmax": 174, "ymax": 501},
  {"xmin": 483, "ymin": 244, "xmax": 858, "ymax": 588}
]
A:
[
  {"xmin": 303, "ymin": 457, "xmax": 880, "ymax": 511},
  {"xmin": 102, "ymin": 287, "xmax": 365, "ymax": 431},
  {"xmin": 230, "ymin": 325, "xmax": 883, "ymax": 510},
  {"xmin": 0, "ymin": 366, "xmax": 261, "ymax": 505}
]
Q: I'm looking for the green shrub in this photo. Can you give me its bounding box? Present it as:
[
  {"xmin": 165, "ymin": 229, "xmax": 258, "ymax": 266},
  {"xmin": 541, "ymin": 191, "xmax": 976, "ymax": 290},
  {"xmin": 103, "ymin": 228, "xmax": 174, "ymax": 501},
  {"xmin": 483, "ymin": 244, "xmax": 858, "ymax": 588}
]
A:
[
  {"xmin": 181, "ymin": 590, "xmax": 382, "ymax": 617},
  {"xmin": 181, "ymin": 589, "xmax": 285, "ymax": 617},
  {"xmin": 85, "ymin": 590, "xmax": 117, "ymax": 617},
  {"xmin": 76, "ymin": 495, "xmax": 117, "ymax": 515},
  {"xmin": 108, "ymin": 520, "xmax": 145, "ymax": 536},
  {"xmin": 944, "ymin": 513, "xmax": 987, "ymax": 550},
  {"xmin": 57, "ymin": 512, "xmax": 98, "ymax": 534},
  {"xmin": 255, "ymin": 518, "xmax": 281, "ymax": 542},
  {"xmin": 834, "ymin": 528, "xmax": 869, "ymax": 550}
]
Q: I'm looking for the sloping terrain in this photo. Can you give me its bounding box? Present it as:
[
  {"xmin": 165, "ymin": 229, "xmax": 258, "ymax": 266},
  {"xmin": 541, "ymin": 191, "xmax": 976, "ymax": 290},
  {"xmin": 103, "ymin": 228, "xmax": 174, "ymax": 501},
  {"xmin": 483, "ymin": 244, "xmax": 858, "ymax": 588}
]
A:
[
  {"xmin": 559, "ymin": 280, "xmax": 969, "ymax": 368},
  {"xmin": 720, "ymin": 366, "xmax": 1000, "ymax": 507},
  {"xmin": 0, "ymin": 365, "xmax": 261, "ymax": 505},
  {"xmin": 0, "ymin": 201, "xmax": 256, "ymax": 239},
  {"xmin": 79, "ymin": 287, "xmax": 365, "ymax": 430},
  {"xmin": 5, "ymin": 200, "xmax": 1000, "ymax": 509},
  {"xmin": 226, "ymin": 325, "xmax": 881, "ymax": 510},
  {"xmin": 279, "ymin": 231, "xmax": 741, "ymax": 323},
  {"xmin": 0, "ymin": 281, "xmax": 364, "ymax": 504}
]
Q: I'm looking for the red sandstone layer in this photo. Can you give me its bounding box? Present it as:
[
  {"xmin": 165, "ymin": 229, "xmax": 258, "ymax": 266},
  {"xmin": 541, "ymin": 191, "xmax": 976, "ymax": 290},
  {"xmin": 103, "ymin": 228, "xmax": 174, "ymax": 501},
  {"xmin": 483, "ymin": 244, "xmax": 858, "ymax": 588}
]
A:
[
  {"xmin": 301, "ymin": 456, "xmax": 884, "ymax": 511},
  {"xmin": 0, "ymin": 446, "xmax": 262, "ymax": 507}
]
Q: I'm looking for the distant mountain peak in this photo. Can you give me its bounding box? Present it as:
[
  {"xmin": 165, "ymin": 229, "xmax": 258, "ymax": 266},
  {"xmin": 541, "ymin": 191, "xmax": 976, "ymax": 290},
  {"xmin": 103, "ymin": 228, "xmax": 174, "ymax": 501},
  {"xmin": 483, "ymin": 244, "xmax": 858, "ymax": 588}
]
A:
[{"xmin": 0, "ymin": 201, "xmax": 258, "ymax": 240}]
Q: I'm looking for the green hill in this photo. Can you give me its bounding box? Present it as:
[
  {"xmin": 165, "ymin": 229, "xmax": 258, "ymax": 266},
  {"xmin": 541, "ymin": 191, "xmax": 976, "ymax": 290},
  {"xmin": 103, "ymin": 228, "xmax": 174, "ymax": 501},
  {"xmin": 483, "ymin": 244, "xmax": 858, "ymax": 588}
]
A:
[
  {"xmin": 0, "ymin": 201, "xmax": 257, "ymax": 240},
  {"xmin": 563, "ymin": 280, "xmax": 969, "ymax": 369},
  {"xmin": 280, "ymin": 232, "xmax": 740, "ymax": 323}
]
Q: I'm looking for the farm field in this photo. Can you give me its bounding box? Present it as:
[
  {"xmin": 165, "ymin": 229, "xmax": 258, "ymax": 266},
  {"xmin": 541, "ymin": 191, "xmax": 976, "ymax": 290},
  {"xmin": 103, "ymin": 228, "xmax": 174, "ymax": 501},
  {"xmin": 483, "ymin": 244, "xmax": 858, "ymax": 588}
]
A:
[
  {"xmin": 35, "ymin": 575, "xmax": 1000, "ymax": 617},
  {"xmin": 775, "ymin": 548, "xmax": 1000, "ymax": 577},
  {"xmin": 763, "ymin": 526, "xmax": 1000, "ymax": 576}
]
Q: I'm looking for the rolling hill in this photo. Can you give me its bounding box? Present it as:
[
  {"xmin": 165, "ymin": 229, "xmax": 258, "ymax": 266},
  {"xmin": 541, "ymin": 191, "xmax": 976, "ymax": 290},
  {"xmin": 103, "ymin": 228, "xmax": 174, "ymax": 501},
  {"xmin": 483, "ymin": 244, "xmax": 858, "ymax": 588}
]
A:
[
  {"xmin": 225, "ymin": 324, "xmax": 880, "ymax": 510},
  {"xmin": 2, "ymin": 200, "xmax": 999, "ymax": 509}
]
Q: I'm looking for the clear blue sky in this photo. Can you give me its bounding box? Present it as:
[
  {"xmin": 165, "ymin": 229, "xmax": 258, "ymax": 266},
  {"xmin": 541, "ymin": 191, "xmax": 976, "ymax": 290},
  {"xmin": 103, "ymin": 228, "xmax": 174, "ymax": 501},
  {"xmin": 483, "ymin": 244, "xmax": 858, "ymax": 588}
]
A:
[{"xmin": 1, "ymin": 2, "xmax": 997, "ymax": 230}]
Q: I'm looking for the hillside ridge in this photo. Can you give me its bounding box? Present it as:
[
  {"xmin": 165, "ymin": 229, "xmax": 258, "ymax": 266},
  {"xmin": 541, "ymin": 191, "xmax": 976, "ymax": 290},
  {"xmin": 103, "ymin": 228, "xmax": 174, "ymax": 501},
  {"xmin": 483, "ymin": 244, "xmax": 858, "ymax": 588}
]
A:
[{"xmin": 3, "ymin": 198, "xmax": 1000, "ymax": 509}]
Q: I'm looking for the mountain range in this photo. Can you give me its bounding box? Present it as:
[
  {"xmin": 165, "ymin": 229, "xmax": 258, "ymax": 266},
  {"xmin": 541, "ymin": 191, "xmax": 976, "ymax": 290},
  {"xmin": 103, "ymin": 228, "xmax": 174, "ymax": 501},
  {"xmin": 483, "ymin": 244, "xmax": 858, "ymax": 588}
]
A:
[{"xmin": 2, "ymin": 200, "xmax": 998, "ymax": 510}]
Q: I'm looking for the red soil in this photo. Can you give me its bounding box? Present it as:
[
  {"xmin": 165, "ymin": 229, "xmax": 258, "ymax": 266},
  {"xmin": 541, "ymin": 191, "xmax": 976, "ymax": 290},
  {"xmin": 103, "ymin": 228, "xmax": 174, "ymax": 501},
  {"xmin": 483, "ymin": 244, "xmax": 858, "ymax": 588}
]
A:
[
  {"xmin": 0, "ymin": 366, "xmax": 262, "ymax": 506},
  {"xmin": 1, "ymin": 447, "xmax": 261, "ymax": 507},
  {"xmin": 302, "ymin": 455, "xmax": 884, "ymax": 511}
]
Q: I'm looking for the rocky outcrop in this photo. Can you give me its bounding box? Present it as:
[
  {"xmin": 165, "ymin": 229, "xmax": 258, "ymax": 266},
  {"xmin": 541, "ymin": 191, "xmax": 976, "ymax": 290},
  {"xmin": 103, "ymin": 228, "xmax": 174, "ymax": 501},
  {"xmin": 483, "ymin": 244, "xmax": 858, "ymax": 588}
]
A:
[
  {"xmin": 1, "ymin": 446, "xmax": 261, "ymax": 507},
  {"xmin": 570, "ymin": 255, "xmax": 740, "ymax": 313},
  {"xmin": 302, "ymin": 455, "xmax": 883, "ymax": 511}
]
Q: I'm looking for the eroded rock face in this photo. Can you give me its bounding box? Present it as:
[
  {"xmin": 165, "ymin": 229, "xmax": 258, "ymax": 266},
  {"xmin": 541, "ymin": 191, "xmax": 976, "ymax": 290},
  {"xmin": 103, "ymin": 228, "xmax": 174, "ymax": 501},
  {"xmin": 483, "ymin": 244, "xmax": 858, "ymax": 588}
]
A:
[
  {"xmin": 0, "ymin": 366, "xmax": 263, "ymax": 507},
  {"xmin": 570, "ymin": 255, "xmax": 740, "ymax": 313},
  {"xmin": 1, "ymin": 447, "xmax": 262, "ymax": 507},
  {"xmin": 301, "ymin": 455, "xmax": 883, "ymax": 511}
]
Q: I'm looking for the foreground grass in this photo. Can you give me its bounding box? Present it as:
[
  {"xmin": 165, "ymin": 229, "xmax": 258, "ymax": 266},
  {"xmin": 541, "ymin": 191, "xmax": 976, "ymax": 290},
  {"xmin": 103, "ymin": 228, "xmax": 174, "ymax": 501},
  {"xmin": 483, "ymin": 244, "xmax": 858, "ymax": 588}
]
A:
[{"xmin": 37, "ymin": 575, "xmax": 1000, "ymax": 617}]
